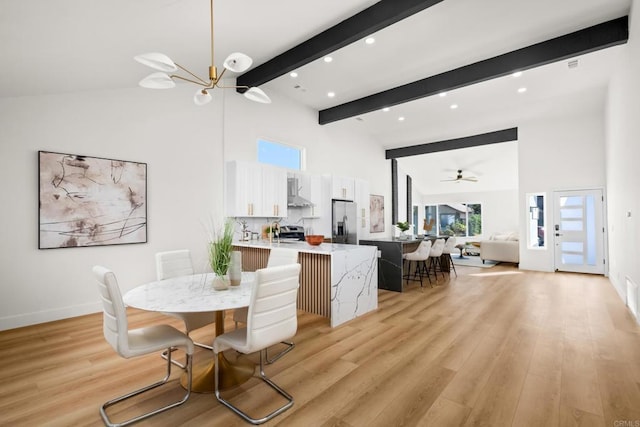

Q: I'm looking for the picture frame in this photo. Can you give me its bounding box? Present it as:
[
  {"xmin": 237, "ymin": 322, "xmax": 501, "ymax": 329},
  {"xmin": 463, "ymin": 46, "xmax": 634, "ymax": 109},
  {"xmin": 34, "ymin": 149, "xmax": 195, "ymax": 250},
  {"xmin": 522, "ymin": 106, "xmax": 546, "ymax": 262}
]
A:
[
  {"xmin": 38, "ymin": 151, "xmax": 148, "ymax": 249},
  {"xmin": 370, "ymin": 194, "xmax": 384, "ymax": 233}
]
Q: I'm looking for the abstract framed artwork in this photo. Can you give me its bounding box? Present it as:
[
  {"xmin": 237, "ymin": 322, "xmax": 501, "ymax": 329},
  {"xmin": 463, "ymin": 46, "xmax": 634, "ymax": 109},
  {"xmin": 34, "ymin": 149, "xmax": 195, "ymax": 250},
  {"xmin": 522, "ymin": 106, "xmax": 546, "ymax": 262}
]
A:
[
  {"xmin": 370, "ymin": 194, "xmax": 384, "ymax": 233},
  {"xmin": 38, "ymin": 151, "xmax": 147, "ymax": 249}
]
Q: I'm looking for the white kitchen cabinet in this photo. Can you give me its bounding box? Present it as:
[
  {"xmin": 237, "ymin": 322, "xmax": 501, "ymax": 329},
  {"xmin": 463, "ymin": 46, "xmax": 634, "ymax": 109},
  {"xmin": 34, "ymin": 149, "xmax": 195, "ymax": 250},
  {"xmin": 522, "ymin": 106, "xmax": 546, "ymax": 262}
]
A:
[
  {"xmin": 262, "ymin": 165, "xmax": 288, "ymax": 217},
  {"xmin": 331, "ymin": 175, "xmax": 355, "ymax": 200},
  {"xmin": 225, "ymin": 161, "xmax": 287, "ymax": 218},
  {"xmin": 225, "ymin": 161, "xmax": 262, "ymax": 217}
]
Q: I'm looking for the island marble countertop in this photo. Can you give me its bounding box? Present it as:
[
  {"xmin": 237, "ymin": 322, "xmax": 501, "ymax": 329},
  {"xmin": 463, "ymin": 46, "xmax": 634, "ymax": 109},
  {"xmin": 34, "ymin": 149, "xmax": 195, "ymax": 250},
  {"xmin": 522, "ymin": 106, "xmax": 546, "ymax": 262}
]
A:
[{"xmin": 232, "ymin": 239, "xmax": 363, "ymax": 255}]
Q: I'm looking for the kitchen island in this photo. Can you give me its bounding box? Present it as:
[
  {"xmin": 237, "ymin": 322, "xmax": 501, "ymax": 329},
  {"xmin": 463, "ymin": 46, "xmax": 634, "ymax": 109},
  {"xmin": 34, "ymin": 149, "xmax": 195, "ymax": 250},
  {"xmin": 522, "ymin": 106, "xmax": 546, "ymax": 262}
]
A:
[
  {"xmin": 360, "ymin": 237, "xmax": 450, "ymax": 292},
  {"xmin": 359, "ymin": 238, "xmax": 419, "ymax": 292},
  {"xmin": 232, "ymin": 240, "xmax": 378, "ymax": 327}
]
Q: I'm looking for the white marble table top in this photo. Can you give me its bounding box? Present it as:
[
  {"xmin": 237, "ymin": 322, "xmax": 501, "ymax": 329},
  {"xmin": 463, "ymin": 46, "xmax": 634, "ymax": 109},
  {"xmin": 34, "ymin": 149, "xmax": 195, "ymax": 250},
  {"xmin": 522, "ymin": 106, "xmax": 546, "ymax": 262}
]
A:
[{"xmin": 123, "ymin": 272, "xmax": 255, "ymax": 313}]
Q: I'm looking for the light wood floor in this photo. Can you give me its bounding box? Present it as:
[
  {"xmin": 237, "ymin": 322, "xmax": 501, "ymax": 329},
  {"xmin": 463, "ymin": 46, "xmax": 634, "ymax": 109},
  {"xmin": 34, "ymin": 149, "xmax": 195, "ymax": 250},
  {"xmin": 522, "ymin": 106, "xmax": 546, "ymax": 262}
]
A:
[{"xmin": 2, "ymin": 264, "xmax": 640, "ymax": 426}]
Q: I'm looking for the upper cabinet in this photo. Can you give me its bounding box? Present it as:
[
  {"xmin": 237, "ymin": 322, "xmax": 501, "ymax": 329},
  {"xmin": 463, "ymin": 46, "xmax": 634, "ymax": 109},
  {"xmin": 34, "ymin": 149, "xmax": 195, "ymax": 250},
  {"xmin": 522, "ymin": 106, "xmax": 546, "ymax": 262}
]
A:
[
  {"xmin": 262, "ymin": 166, "xmax": 288, "ymax": 217},
  {"xmin": 331, "ymin": 175, "xmax": 355, "ymax": 200},
  {"xmin": 226, "ymin": 161, "xmax": 287, "ymax": 218}
]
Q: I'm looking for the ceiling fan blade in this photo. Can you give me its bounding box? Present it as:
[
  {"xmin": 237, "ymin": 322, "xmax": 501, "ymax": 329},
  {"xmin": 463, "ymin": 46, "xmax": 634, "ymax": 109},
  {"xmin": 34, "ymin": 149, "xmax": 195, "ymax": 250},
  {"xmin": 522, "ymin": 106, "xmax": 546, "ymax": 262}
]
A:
[{"xmin": 461, "ymin": 177, "xmax": 478, "ymax": 182}]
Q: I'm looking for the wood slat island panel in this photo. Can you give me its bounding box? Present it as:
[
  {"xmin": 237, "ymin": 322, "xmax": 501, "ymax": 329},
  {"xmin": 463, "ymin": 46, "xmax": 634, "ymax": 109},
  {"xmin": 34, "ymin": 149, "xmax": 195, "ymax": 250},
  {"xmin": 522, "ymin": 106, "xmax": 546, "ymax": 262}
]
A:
[{"xmin": 233, "ymin": 241, "xmax": 377, "ymax": 326}]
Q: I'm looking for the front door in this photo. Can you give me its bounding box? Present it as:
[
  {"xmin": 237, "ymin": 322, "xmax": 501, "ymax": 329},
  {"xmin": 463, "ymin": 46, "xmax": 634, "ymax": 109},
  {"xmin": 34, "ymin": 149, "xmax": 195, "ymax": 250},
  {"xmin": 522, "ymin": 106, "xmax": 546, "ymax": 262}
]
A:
[{"xmin": 553, "ymin": 189, "xmax": 605, "ymax": 274}]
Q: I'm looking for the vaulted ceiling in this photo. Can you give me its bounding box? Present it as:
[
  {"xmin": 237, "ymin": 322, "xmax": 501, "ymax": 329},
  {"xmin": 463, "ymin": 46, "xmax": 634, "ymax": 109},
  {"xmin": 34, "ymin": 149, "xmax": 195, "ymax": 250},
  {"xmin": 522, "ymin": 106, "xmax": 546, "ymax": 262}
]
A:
[{"xmin": 1, "ymin": 0, "xmax": 631, "ymax": 194}]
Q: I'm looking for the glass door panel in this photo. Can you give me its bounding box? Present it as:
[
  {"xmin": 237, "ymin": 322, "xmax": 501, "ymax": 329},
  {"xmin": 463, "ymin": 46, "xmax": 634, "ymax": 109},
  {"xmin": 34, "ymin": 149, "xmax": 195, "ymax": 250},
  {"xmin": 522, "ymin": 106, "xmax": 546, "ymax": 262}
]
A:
[{"xmin": 553, "ymin": 189, "xmax": 604, "ymax": 274}]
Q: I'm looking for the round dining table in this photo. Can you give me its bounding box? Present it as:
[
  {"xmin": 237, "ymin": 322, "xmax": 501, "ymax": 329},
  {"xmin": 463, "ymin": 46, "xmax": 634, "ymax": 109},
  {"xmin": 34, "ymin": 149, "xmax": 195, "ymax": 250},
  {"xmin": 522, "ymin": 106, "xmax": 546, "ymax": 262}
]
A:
[{"xmin": 123, "ymin": 272, "xmax": 255, "ymax": 393}]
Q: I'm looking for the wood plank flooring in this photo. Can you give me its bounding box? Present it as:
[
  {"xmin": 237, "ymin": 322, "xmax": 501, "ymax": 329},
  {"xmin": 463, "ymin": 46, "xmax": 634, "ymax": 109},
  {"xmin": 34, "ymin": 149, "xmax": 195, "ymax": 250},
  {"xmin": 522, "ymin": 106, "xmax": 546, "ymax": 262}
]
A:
[{"xmin": 1, "ymin": 264, "xmax": 640, "ymax": 426}]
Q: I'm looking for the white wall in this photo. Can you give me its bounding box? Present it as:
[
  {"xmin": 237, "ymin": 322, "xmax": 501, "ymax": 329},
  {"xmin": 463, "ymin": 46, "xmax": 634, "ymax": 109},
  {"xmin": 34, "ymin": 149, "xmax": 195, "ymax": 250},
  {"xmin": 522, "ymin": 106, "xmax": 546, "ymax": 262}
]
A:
[
  {"xmin": 221, "ymin": 84, "xmax": 391, "ymax": 238},
  {"xmin": 606, "ymin": 0, "xmax": 640, "ymax": 317},
  {"xmin": 518, "ymin": 108, "xmax": 606, "ymax": 271},
  {"xmin": 0, "ymin": 84, "xmax": 390, "ymax": 330}
]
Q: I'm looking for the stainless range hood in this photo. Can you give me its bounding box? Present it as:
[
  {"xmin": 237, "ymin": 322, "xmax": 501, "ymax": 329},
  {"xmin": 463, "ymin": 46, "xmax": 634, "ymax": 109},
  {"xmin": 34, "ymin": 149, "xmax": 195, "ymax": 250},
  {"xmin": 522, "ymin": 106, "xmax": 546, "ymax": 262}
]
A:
[{"xmin": 287, "ymin": 178, "xmax": 314, "ymax": 207}]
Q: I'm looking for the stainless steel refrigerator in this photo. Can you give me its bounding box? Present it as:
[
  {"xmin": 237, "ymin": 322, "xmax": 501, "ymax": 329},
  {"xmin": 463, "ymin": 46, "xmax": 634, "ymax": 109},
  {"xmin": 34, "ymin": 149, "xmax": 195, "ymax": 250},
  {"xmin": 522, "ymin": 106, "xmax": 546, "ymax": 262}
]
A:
[{"xmin": 332, "ymin": 199, "xmax": 357, "ymax": 244}]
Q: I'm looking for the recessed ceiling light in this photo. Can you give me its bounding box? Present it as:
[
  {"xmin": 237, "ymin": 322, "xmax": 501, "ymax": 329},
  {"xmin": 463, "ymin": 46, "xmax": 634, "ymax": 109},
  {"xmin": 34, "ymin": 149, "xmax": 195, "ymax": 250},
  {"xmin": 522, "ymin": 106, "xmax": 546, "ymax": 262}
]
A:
[
  {"xmin": 512, "ymin": 71, "xmax": 523, "ymax": 78},
  {"xmin": 439, "ymin": 92, "xmax": 447, "ymax": 97},
  {"xmin": 382, "ymin": 107, "xmax": 390, "ymax": 112},
  {"xmin": 450, "ymin": 104, "xmax": 458, "ymax": 109},
  {"xmin": 365, "ymin": 37, "xmax": 375, "ymax": 45},
  {"xmin": 327, "ymin": 91, "xmax": 335, "ymax": 98},
  {"xmin": 518, "ymin": 87, "xmax": 527, "ymax": 93},
  {"xmin": 289, "ymin": 71, "xmax": 298, "ymax": 78},
  {"xmin": 323, "ymin": 56, "xmax": 333, "ymax": 63},
  {"xmin": 398, "ymin": 116, "xmax": 405, "ymax": 121}
]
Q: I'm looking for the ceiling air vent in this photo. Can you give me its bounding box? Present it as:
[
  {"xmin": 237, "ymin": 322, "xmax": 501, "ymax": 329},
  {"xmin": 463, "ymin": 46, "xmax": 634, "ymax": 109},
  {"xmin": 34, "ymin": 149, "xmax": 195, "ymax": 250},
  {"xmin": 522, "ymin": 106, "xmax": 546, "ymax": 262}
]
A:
[{"xmin": 568, "ymin": 59, "xmax": 579, "ymax": 69}]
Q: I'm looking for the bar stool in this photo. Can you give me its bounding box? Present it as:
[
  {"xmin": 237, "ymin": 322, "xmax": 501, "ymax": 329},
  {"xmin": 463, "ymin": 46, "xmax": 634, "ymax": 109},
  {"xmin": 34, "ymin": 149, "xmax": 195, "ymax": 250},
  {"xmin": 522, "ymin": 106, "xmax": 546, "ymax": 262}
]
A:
[
  {"xmin": 443, "ymin": 237, "xmax": 457, "ymax": 277},
  {"xmin": 428, "ymin": 238, "xmax": 446, "ymax": 280},
  {"xmin": 402, "ymin": 240, "xmax": 432, "ymax": 287}
]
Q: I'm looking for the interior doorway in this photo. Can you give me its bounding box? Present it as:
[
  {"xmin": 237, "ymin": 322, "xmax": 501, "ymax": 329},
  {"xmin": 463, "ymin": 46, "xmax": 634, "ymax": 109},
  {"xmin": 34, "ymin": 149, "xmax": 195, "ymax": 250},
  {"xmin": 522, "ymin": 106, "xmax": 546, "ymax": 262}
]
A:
[{"xmin": 553, "ymin": 189, "xmax": 605, "ymax": 274}]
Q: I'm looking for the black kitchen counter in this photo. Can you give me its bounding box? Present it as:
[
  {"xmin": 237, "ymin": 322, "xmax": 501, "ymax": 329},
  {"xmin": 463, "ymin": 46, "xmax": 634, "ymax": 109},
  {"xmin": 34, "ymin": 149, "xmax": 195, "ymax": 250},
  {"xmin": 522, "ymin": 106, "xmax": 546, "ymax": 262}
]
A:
[{"xmin": 360, "ymin": 237, "xmax": 449, "ymax": 292}]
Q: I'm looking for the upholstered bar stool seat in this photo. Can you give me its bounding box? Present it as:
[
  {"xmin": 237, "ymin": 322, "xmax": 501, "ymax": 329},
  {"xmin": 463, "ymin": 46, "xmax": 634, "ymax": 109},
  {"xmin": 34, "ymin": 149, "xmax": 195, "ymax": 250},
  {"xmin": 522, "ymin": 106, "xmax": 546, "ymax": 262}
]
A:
[{"xmin": 402, "ymin": 240, "xmax": 432, "ymax": 288}]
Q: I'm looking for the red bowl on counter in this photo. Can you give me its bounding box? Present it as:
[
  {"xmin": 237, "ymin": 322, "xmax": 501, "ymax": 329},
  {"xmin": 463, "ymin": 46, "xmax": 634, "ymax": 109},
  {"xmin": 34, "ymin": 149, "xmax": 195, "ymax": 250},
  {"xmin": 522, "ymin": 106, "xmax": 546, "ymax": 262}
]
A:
[{"xmin": 305, "ymin": 235, "xmax": 324, "ymax": 246}]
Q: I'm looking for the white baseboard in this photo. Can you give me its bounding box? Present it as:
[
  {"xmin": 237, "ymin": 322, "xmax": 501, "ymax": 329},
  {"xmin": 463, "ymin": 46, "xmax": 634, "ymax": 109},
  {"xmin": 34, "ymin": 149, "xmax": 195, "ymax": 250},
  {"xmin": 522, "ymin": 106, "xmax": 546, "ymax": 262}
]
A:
[
  {"xmin": 0, "ymin": 302, "xmax": 102, "ymax": 331},
  {"xmin": 627, "ymin": 276, "xmax": 639, "ymax": 323}
]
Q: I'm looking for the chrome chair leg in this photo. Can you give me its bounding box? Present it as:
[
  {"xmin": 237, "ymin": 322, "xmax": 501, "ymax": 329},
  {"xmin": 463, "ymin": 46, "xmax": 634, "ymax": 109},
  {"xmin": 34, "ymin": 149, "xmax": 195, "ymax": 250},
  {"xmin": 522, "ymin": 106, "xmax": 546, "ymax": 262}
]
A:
[
  {"xmin": 101, "ymin": 348, "xmax": 192, "ymax": 427},
  {"xmin": 161, "ymin": 347, "xmax": 186, "ymax": 369},
  {"xmin": 161, "ymin": 335, "xmax": 212, "ymax": 369},
  {"xmin": 266, "ymin": 341, "xmax": 295, "ymax": 364},
  {"xmin": 215, "ymin": 349, "xmax": 293, "ymax": 425}
]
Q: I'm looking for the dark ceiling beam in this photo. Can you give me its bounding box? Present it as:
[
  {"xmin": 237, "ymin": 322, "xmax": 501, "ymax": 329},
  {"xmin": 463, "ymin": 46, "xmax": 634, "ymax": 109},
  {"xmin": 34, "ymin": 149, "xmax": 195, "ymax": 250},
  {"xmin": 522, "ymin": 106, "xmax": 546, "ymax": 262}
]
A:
[
  {"xmin": 385, "ymin": 128, "xmax": 518, "ymax": 159},
  {"xmin": 320, "ymin": 16, "xmax": 628, "ymax": 124},
  {"xmin": 236, "ymin": 0, "xmax": 444, "ymax": 91}
]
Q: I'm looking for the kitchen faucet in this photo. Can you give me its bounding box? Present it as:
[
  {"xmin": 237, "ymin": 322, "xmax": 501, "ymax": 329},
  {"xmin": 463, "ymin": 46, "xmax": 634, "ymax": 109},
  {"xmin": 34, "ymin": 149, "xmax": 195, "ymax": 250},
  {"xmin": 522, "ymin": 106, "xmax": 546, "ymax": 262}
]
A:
[{"xmin": 270, "ymin": 221, "xmax": 280, "ymax": 244}]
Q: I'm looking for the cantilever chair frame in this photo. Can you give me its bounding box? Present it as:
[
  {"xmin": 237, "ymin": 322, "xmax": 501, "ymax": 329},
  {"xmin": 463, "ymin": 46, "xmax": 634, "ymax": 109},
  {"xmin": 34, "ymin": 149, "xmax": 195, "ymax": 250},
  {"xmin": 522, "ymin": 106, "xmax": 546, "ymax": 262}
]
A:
[
  {"xmin": 214, "ymin": 263, "xmax": 300, "ymax": 424},
  {"xmin": 93, "ymin": 265, "xmax": 193, "ymax": 427}
]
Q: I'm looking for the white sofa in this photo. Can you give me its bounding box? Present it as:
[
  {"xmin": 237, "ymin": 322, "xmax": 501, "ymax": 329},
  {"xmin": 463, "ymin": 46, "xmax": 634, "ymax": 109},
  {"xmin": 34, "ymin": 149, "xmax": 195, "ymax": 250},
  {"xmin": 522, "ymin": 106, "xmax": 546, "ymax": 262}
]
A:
[{"xmin": 480, "ymin": 232, "xmax": 519, "ymax": 264}]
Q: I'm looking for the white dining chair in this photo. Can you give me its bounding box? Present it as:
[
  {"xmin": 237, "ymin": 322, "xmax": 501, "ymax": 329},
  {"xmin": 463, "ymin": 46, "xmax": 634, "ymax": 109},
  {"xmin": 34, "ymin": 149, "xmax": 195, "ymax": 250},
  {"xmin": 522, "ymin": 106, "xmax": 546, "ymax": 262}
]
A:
[
  {"xmin": 233, "ymin": 247, "xmax": 299, "ymax": 363},
  {"xmin": 156, "ymin": 250, "xmax": 215, "ymax": 368},
  {"xmin": 402, "ymin": 239, "xmax": 432, "ymax": 287},
  {"xmin": 93, "ymin": 265, "xmax": 193, "ymax": 427},
  {"xmin": 214, "ymin": 263, "xmax": 301, "ymax": 424}
]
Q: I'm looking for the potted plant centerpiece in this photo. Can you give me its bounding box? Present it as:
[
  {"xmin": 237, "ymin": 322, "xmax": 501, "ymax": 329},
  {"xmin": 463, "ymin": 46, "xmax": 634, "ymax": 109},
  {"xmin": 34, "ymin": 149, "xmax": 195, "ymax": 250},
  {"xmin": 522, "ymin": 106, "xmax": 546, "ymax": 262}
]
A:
[
  {"xmin": 208, "ymin": 219, "xmax": 234, "ymax": 290},
  {"xmin": 396, "ymin": 221, "xmax": 411, "ymax": 240}
]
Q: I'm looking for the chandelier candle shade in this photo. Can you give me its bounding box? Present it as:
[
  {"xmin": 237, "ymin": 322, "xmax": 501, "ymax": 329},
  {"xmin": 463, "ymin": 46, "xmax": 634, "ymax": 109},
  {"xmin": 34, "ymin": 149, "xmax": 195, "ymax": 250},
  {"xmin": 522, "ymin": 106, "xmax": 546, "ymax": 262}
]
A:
[{"xmin": 134, "ymin": 0, "xmax": 271, "ymax": 106}]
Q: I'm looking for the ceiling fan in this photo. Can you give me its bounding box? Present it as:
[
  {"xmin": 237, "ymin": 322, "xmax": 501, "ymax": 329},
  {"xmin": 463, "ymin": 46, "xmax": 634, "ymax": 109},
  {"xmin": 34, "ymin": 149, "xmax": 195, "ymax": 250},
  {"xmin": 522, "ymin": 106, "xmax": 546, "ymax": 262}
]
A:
[{"xmin": 441, "ymin": 169, "xmax": 478, "ymax": 183}]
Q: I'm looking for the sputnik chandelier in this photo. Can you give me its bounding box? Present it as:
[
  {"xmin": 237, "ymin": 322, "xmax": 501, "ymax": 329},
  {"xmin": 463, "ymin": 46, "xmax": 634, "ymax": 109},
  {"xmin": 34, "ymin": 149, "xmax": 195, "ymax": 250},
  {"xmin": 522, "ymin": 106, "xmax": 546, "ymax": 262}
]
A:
[{"xmin": 134, "ymin": 0, "xmax": 271, "ymax": 106}]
